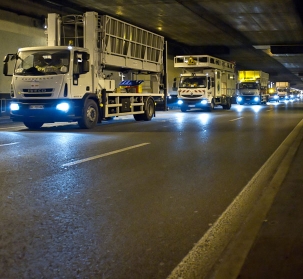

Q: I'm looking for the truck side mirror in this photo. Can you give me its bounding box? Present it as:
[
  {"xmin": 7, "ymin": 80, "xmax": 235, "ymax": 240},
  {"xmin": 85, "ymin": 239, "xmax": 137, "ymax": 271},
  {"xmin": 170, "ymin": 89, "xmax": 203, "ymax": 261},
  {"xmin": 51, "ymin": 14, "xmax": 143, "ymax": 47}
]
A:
[
  {"xmin": 82, "ymin": 60, "xmax": 89, "ymax": 73},
  {"xmin": 73, "ymin": 64, "xmax": 79, "ymax": 85},
  {"xmin": 73, "ymin": 63, "xmax": 80, "ymax": 74},
  {"xmin": 3, "ymin": 54, "xmax": 15, "ymax": 76},
  {"xmin": 172, "ymin": 77, "xmax": 177, "ymax": 91},
  {"xmin": 3, "ymin": 55, "xmax": 10, "ymax": 63},
  {"xmin": 3, "ymin": 62, "xmax": 8, "ymax": 76}
]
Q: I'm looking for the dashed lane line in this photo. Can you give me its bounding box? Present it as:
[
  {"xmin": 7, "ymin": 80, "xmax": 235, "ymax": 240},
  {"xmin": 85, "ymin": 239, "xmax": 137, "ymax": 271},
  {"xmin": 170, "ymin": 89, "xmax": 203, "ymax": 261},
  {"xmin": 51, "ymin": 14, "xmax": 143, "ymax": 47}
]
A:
[
  {"xmin": 62, "ymin": 142, "xmax": 151, "ymax": 167},
  {"xmin": 0, "ymin": 142, "xmax": 19, "ymax": 147},
  {"xmin": 229, "ymin": 117, "xmax": 244, "ymax": 121}
]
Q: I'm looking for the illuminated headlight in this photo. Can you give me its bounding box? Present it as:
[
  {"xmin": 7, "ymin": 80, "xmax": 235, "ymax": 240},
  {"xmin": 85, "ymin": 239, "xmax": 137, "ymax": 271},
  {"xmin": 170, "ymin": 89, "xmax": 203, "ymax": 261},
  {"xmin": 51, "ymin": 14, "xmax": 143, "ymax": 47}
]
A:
[
  {"xmin": 290, "ymin": 95, "xmax": 294, "ymax": 98},
  {"xmin": 237, "ymin": 96, "xmax": 242, "ymax": 102},
  {"xmin": 10, "ymin": 103, "xmax": 20, "ymax": 111},
  {"xmin": 56, "ymin": 102, "xmax": 70, "ymax": 112},
  {"xmin": 201, "ymin": 99, "xmax": 208, "ymax": 105},
  {"xmin": 274, "ymin": 95, "xmax": 279, "ymax": 99},
  {"xmin": 177, "ymin": 100, "xmax": 183, "ymax": 105},
  {"xmin": 254, "ymin": 97, "xmax": 259, "ymax": 102}
]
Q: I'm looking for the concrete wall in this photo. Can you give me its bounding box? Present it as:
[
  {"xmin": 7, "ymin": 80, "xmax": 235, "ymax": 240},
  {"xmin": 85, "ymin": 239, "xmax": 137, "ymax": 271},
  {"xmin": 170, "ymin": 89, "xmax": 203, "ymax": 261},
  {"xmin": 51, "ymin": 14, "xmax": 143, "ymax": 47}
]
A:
[{"xmin": 0, "ymin": 9, "xmax": 46, "ymax": 94}]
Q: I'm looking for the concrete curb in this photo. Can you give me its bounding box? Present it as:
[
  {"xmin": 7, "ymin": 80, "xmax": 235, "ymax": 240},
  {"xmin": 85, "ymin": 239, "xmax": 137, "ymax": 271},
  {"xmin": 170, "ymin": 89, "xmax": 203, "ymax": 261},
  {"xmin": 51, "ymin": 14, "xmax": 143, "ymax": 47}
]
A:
[{"xmin": 167, "ymin": 119, "xmax": 303, "ymax": 279}]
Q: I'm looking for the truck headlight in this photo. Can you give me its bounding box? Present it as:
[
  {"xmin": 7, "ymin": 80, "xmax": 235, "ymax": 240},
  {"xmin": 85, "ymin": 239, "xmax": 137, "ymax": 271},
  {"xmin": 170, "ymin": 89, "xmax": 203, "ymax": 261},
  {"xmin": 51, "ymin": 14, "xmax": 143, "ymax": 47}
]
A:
[
  {"xmin": 237, "ymin": 96, "xmax": 242, "ymax": 102},
  {"xmin": 201, "ymin": 99, "xmax": 208, "ymax": 105},
  {"xmin": 56, "ymin": 102, "xmax": 70, "ymax": 112},
  {"xmin": 177, "ymin": 100, "xmax": 183, "ymax": 105},
  {"xmin": 254, "ymin": 97, "xmax": 259, "ymax": 102},
  {"xmin": 274, "ymin": 95, "xmax": 278, "ymax": 99},
  {"xmin": 10, "ymin": 103, "xmax": 20, "ymax": 111}
]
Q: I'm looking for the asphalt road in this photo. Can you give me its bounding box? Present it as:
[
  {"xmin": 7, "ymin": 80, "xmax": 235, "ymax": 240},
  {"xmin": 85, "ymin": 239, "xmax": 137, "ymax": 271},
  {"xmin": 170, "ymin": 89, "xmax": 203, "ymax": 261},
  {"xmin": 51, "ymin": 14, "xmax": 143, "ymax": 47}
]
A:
[{"xmin": 1, "ymin": 101, "xmax": 302, "ymax": 278}]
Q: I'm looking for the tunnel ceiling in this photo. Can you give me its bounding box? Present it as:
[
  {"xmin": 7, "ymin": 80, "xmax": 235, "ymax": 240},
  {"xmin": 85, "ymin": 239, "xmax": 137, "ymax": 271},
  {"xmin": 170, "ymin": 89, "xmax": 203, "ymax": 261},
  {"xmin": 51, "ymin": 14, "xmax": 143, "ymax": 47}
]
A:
[{"xmin": 1, "ymin": 0, "xmax": 303, "ymax": 89}]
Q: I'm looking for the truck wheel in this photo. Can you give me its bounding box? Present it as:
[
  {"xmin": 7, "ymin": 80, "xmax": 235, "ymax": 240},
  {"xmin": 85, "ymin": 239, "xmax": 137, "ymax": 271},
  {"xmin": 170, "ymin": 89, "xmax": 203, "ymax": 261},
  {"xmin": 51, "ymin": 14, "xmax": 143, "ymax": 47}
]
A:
[
  {"xmin": 142, "ymin": 98, "xmax": 155, "ymax": 121},
  {"xmin": 78, "ymin": 99, "xmax": 98, "ymax": 129},
  {"xmin": 226, "ymin": 98, "xmax": 231, "ymax": 109},
  {"xmin": 222, "ymin": 98, "xmax": 231, "ymax": 109},
  {"xmin": 23, "ymin": 121, "xmax": 44, "ymax": 129},
  {"xmin": 208, "ymin": 100, "xmax": 215, "ymax": 111}
]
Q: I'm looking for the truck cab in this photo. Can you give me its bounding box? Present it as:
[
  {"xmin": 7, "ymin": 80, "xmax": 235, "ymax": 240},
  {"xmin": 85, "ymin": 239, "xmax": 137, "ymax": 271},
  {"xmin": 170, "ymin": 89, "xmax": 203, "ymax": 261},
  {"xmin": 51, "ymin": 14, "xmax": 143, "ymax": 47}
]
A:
[
  {"xmin": 236, "ymin": 70, "xmax": 269, "ymax": 105},
  {"xmin": 173, "ymin": 55, "xmax": 236, "ymax": 112}
]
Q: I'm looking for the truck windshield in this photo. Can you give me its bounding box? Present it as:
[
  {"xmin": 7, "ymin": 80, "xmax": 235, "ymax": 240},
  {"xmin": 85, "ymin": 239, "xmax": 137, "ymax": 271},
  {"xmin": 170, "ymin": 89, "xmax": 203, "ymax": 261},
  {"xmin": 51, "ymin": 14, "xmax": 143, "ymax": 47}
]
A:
[
  {"xmin": 179, "ymin": 76, "xmax": 206, "ymax": 88},
  {"xmin": 239, "ymin": 82, "xmax": 258, "ymax": 89},
  {"xmin": 14, "ymin": 50, "xmax": 70, "ymax": 76}
]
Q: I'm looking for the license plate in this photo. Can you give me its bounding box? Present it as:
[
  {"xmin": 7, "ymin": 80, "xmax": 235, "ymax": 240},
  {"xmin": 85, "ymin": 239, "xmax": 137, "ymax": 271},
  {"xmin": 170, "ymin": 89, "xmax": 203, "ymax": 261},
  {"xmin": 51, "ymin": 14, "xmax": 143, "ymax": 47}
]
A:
[
  {"xmin": 188, "ymin": 105, "xmax": 195, "ymax": 107},
  {"xmin": 29, "ymin": 105, "xmax": 44, "ymax": 109}
]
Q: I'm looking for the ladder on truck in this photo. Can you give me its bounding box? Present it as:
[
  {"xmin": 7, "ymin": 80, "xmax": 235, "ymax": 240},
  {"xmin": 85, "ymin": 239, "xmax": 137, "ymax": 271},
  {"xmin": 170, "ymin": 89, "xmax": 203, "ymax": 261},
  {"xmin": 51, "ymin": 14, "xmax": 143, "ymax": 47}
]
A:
[{"xmin": 174, "ymin": 55, "xmax": 235, "ymax": 73}]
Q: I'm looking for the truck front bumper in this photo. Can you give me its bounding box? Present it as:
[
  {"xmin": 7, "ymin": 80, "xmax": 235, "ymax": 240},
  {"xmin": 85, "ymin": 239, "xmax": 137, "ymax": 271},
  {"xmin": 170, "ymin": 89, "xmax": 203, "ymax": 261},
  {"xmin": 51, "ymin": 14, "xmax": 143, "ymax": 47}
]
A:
[
  {"xmin": 177, "ymin": 99, "xmax": 210, "ymax": 109},
  {"xmin": 237, "ymin": 96, "xmax": 260, "ymax": 105},
  {"xmin": 10, "ymin": 100, "xmax": 82, "ymax": 123}
]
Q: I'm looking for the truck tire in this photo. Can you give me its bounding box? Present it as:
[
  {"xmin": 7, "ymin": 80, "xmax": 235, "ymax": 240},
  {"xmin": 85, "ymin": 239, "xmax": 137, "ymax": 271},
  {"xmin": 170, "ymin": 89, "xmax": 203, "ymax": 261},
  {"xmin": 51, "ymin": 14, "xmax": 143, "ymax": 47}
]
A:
[
  {"xmin": 23, "ymin": 121, "xmax": 44, "ymax": 129},
  {"xmin": 142, "ymin": 98, "xmax": 155, "ymax": 121},
  {"xmin": 222, "ymin": 98, "xmax": 231, "ymax": 109},
  {"xmin": 208, "ymin": 100, "xmax": 215, "ymax": 111},
  {"xmin": 78, "ymin": 99, "xmax": 98, "ymax": 129}
]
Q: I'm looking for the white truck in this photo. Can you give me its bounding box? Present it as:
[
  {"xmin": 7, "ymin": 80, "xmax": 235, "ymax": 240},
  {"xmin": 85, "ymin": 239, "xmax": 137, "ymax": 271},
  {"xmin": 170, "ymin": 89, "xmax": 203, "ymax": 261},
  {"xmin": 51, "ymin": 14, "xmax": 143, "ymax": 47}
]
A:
[
  {"xmin": 276, "ymin": 82, "xmax": 290, "ymax": 101},
  {"xmin": 173, "ymin": 55, "xmax": 236, "ymax": 112},
  {"xmin": 3, "ymin": 12, "xmax": 165, "ymax": 129},
  {"xmin": 236, "ymin": 70, "xmax": 269, "ymax": 105}
]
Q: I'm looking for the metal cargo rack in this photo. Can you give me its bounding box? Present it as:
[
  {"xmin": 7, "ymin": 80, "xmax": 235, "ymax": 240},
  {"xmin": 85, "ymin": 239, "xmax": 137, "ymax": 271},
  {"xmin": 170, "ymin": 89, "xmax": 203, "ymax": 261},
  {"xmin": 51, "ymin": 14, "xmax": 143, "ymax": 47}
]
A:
[
  {"xmin": 174, "ymin": 55, "xmax": 235, "ymax": 73},
  {"xmin": 99, "ymin": 15, "xmax": 164, "ymax": 72},
  {"xmin": 60, "ymin": 12, "xmax": 164, "ymax": 73}
]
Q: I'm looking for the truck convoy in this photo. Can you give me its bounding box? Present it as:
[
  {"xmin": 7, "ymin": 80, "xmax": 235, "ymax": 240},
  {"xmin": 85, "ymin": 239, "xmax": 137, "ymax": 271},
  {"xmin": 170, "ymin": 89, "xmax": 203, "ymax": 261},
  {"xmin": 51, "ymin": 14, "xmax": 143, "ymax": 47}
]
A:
[
  {"xmin": 3, "ymin": 12, "xmax": 165, "ymax": 129},
  {"xmin": 173, "ymin": 55, "xmax": 236, "ymax": 112},
  {"xmin": 276, "ymin": 82, "xmax": 290, "ymax": 101},
  {"xmin": 236, "ymin": 70, "xmax": 269, "ymax": 105}
]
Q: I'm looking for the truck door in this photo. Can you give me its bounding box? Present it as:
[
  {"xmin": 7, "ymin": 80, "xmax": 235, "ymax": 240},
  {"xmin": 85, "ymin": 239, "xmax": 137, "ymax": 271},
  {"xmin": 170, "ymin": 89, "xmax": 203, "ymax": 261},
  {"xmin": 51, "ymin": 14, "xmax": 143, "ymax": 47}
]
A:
[
  {"xmin": 72, "ymin": 51, "xmax": 91, "ymax": 96},
  {"xmin": 215, "ymin": 70, "xmax": 221, "ymax": 97}
]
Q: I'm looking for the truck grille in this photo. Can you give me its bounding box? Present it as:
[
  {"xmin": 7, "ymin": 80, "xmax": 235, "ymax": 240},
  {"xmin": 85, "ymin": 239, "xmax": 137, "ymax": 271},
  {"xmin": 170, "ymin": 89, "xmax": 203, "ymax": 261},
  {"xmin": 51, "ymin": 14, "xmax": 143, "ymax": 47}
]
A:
[
  {"xmin": 23, "ymin": 88, "xmax": 53, "ymax": 97},
  {"xmin": 181, "ymin": 94, "xmax": 203, "ymax": 98}
]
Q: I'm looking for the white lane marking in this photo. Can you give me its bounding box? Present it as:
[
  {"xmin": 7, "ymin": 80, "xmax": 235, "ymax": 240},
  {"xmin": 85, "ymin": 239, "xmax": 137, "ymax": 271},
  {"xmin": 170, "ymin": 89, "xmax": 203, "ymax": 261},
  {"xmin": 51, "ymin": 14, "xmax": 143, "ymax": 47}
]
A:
[
  {"xmin": 168, "ymin": 119, "xmax": 303, "ymax": 279},
  {"xmin": 62, "ymin": 143, "xmax": 150, "ymax": 167},
  {"xmin": 229, "ymin": 117, "xmax": 244, "ymax": 121},
  {"xmin": 0, "ymin": 142, "xmax": 19, "ymax": 147},
  {"xmin": 0, "ymin": 122, "xmax": 78, "ymax": 131},
  {"xmin": 0, "ymin": 126, "xmax": 25, "ymax": 130}
]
